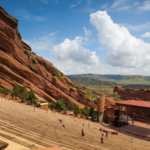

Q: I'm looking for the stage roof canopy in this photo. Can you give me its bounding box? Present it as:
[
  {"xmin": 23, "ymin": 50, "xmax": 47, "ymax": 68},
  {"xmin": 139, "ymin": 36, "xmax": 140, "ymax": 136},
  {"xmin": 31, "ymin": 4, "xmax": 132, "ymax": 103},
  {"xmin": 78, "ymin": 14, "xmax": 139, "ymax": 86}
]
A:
[{"xmin": 115, "ymin": 100, "xmax": 150, "ymax": 110}]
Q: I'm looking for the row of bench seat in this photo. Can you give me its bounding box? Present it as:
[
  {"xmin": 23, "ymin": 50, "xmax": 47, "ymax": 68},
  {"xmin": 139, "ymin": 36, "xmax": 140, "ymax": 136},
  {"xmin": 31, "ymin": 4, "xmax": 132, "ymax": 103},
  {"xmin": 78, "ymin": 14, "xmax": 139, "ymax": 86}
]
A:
[{"xmin": 0, "ymin": 98, "xmax": 149, "ymax": 150}]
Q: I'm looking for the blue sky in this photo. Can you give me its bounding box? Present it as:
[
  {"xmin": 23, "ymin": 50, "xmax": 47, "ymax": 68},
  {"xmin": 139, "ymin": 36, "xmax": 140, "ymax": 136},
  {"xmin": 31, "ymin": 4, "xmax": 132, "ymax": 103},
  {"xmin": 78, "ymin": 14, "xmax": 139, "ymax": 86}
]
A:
[{"xmin": 1, "ymin": 0, "xmax": 150, "ymax": 75}]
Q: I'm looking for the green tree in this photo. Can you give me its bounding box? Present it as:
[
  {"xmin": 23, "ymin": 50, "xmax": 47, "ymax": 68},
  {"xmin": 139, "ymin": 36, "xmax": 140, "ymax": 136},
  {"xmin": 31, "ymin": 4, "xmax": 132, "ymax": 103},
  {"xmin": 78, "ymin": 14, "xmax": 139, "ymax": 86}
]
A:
[
  {"xmin": 92, "ymin": 111, "xmax": 98, "ymax": 120},
  {"xmin": 13, "ymin": 84, "xmax": 21, "ymax": 99},
  {"xmin": 55, "ymin": 98, "xmax": 68, "ymax": 111},
  {"xmin": 89, "ymin": 107, "xmax": 94, "ymax": 117},
  {"xmin": 68, "ymin": 101, "xmax": 74, "ymax": 111},
  {"xmin": 11, "ymin": 91, "xmax": 15, "ymax": 99},
  {"xmin": 82, "ymin": 109, "xmax": 89, "ymax": 116},
  {"xmin": 84, "ymin": 105, "xmax": 89, "ymax": 112},
  {"xmin": 19, "ymin": 85, "xmax": 29, "ymax": 100},
  {"xmin": 28, "ymin": 88, "xmax": 36, "ymax": 104},
  {"xmin": 74, "ymin": 105, "xmax": 80, "ymax": 115},
  {"xmin": 51, "ymin": 101, "xmax": 56, "ymax": 109},
  {"xmin": 1, "ymin": 88, "xmax": 10, "ymax": 98}
]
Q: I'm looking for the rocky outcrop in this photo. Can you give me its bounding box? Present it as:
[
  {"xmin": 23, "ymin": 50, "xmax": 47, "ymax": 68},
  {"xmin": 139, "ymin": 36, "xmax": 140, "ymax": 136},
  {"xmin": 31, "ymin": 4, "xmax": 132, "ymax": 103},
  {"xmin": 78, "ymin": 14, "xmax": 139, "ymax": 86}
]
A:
[
  {"xmin": 114, "ymin": 85, "xmax": 150, "ymax": 101},
  {"xmin": 0, "ymin": 7, "xmax": 98, "ymax": 107}
]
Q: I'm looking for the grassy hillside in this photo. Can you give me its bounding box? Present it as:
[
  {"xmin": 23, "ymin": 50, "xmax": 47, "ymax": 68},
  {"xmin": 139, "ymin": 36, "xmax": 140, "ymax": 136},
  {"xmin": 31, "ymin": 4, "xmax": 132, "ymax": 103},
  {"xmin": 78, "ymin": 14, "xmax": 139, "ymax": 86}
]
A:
[
  {"xmin": 67, "ymin": 74, "xmax": 150, "ymax": 85},
  {"xmin": 68, "ymin": 77, "xmax": 118, "ymax": 87},
  {"xmin": 68, "ymin": 76, "xmax": 150, "ymax": 98}
]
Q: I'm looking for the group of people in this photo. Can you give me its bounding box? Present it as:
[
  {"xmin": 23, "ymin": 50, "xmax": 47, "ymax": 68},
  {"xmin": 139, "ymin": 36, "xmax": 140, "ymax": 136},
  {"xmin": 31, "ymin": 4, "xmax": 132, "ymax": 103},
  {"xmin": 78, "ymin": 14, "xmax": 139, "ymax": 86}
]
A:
[
  {"xmin": 81, "ymin": 127, "xmax": 108, "ymax": 144},
  {"xmin": 58, "ymin": 119, "xmax": 63, "ymax": 124},
  {"xmin": 58, "ymin": 119, "xmax": 65, "ymax": 127}
]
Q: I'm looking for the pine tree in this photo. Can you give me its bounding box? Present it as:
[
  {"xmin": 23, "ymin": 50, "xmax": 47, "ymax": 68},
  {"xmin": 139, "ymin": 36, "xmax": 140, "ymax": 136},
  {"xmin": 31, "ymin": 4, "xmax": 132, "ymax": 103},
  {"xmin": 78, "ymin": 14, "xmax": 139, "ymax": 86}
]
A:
[
  {"xmin": 28, "ymin": 88, "xmax": 36, "ymax": 104},
  {"xmin": 68, "ymin": 101, "xmax": 74, "ymax": 111},
  {"xmin": 19, "ymin": 85, "xmax": 29, "ymax": 100},
  {"xmin": 13, "ymin": 84, "xmax": 21, "ymax": 99}
]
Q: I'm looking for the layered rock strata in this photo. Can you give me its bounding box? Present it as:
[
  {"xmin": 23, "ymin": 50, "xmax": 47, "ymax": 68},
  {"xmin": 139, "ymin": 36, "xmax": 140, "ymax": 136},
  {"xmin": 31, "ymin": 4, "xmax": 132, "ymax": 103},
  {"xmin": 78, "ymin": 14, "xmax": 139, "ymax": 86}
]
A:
[{"xmin": 0, "ymin": 6, "xmax": 98, "ymax": 107}]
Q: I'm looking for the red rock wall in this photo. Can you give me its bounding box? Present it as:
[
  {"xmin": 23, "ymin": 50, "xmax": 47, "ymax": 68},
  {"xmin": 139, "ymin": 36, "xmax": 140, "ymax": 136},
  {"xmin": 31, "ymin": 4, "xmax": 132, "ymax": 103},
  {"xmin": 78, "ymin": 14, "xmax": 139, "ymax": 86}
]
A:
[
  {"xmin": 114, "ymin": 85, "xmax": 150, "ymax": 101},
  {"xmin": 0, "ymin": 6, "xmax": 97, "ymax": 108}
]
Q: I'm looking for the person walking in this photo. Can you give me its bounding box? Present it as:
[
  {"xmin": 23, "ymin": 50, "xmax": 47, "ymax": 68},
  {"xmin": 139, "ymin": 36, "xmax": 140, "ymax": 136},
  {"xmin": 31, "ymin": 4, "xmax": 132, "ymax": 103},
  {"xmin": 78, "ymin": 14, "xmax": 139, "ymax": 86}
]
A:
[
  {"xmin": 81, "ymin": 129, "xmax": 84, "ymax": 138},
  {"xmin": 101, "ymin": 134, "xmax": 104, "ymax": 143},
  {"xmin": 58, "ymin": 119, "xmax": 60, "ymax": 125}
]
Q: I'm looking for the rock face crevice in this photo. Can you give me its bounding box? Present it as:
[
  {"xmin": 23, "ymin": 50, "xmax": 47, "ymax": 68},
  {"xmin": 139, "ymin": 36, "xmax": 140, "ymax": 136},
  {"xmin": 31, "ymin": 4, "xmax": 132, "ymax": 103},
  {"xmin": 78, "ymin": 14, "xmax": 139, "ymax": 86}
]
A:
[{"xmin": 0, "ymin": 7, "xmax": 97, "ymax": 107}]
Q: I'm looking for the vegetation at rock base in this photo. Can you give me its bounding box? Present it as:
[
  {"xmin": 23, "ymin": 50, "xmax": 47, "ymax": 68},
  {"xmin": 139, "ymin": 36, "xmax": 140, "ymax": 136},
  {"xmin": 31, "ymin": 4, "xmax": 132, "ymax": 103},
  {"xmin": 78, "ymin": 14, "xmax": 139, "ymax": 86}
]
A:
[
  {"xmin": 55, "ymin": 98, "xmax": 68, "ymax": 111},
  {"xmin": 68, "ymin": 101, "xmax": 74, "ymax": 111},
  {"xmin": 28, "ymin": 88, "xmax": 37, "ymax": 104},
  {"xmin": 36, "ymin": 104, "xmax": 41, "ymax": 107},
  {"xmin": 19, "ymin": 85, "xmax": 29, "ymax": 100},
  {"xmin": 74, "ymin": 105, "xmax": 80, "ymax": 115},
  {"xmin": 89, "ymin": 107, "xmax": 94, "ymax": 117},
  {"xmin": 82, "ymin": 109, "xmax": 89, "ymax": 116},
  {"xmin": 92, "ymin": 111, "xmax": 98, "ymax": 120},
  {"xmin": 13, "ymin": 84, "xmax": 21, "ymax": 99},
  {"xmin": 1, "ymin": 88, "xmax": 9, "ymax": 97},
  {"xmin": 51, "ymin": 101, "xmax": 56, "ymax": 109}
]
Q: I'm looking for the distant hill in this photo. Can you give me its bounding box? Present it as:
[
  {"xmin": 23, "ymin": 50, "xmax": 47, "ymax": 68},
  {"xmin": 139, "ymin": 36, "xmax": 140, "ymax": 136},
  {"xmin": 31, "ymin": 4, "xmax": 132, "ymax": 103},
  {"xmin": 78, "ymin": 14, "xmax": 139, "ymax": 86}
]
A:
[
  {"xmin": 68, "ymin": 77, "xmax": 118, "ymax": 87},
  {"xmin": 67, "ymin": 74, "xmax": 150, "ymax": 85}
]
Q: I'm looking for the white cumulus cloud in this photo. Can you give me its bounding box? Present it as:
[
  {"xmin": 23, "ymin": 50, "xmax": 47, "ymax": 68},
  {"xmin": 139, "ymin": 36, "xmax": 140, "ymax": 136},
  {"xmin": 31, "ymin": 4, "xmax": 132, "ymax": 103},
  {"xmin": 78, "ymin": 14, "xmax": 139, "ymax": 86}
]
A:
[
  {"xmin": 53, "ymin": 36, "xmax": 99, "ymax": 65},
  {"xmin": 142, "ymin": 32, "xmax": 150, "ymax": 38},
  {"xmin": 90, "ymin": 11, "xmax": 150, "ymax": 68}
]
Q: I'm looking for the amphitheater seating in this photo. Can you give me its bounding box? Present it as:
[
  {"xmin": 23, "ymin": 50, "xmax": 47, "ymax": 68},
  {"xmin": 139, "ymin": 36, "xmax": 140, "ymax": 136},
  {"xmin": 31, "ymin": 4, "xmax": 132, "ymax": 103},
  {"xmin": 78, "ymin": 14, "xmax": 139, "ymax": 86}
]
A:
[{"xmin": 0, "ymin": 98, "xmax": 149, "ymax": 150}]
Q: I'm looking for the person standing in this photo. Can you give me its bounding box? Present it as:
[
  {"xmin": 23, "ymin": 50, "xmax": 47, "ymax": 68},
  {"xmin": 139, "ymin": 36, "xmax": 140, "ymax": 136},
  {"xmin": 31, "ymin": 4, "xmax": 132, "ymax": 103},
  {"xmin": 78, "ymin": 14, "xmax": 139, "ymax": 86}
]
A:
[
  {"xmin": 58, "ymin": 119, "xmax": 60, "ymax": 125},
  {"xmin": 81, "ymin": 129, "xmax": 84, "ymax": 138},
  {"xmin": 101, "ymin": 136, "xmax": 104, "ymax": 144},
  {"xmin": 101, "ymin": 134, "xmax": 104, "ymax": 143}
]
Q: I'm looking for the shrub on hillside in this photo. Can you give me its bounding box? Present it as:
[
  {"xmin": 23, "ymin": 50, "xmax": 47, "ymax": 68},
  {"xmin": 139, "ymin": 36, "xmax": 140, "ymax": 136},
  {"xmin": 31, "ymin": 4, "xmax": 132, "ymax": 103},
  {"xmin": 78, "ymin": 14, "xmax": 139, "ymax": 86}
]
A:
[{"xmin": 52, "ymin": 71, "xmax": 62, "ymax": 80}]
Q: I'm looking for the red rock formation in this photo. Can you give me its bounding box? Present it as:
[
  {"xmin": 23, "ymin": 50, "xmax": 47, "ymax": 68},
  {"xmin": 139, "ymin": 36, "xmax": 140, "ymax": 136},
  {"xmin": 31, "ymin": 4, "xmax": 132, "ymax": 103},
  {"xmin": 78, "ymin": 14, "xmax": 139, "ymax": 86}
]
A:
[
  {"xmin": 114, "ymin": 85, "xmax": 150, "ymax": 101},
  {"xmin": 0, "ymin": 6, "xmax": 98, "ymax": 108}
]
